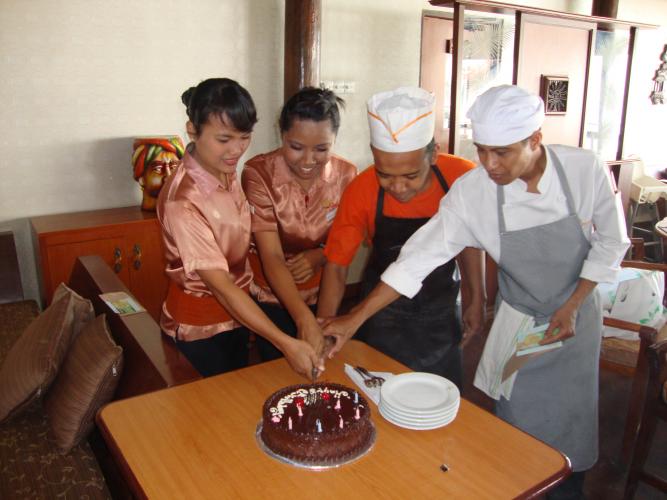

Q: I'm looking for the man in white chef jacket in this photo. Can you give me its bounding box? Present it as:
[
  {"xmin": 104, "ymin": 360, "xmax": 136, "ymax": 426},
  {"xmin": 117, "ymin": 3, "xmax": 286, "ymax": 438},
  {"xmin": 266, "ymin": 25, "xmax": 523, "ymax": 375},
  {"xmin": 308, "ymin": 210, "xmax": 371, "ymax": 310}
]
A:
[{"xmin": 324, "ymin": 85, "xmax": 629, "ymax": 499}]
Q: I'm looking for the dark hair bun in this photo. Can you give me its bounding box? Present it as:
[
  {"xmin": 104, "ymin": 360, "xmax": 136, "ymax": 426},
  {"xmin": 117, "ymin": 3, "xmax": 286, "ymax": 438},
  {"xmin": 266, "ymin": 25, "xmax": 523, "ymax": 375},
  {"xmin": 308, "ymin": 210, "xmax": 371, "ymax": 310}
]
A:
[
  {"xmin": 181, "ymin": 78, "xmax": 257, "ymax": 134},
  {"xmin": 181, "ymin": 87, "xmax": 196, "ymax": 113},
  {"xmin": 279, "ymin": 87, "xmax": 345, "ymax": 134}
]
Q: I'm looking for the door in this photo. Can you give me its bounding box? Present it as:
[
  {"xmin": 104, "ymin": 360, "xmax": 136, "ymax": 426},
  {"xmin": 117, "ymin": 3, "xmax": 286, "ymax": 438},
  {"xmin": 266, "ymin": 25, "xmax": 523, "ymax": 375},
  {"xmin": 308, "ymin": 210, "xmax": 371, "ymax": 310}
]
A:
[
  {"xmin": 126, "ymin": 220, "xmax": 169, "ymax": 322},
  {"xmin": 45, "ymin": 237, "xmax": 130, "ymax": 302}
]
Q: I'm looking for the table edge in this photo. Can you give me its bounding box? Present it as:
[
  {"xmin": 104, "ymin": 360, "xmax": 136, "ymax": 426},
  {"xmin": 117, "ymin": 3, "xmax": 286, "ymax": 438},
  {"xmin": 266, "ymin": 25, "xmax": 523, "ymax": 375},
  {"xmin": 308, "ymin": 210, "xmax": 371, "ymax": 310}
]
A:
[{"xmin": 97, "ymin": 405, "xmax": 149, "ymax": 499}]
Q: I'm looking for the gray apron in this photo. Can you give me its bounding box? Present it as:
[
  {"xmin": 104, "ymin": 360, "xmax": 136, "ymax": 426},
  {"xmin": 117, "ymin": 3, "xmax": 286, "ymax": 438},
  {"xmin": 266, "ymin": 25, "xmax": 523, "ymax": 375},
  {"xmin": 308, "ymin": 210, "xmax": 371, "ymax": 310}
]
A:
[{"xmin": 495, "ymin": 147, "xmax": 601, "ymax": 471}]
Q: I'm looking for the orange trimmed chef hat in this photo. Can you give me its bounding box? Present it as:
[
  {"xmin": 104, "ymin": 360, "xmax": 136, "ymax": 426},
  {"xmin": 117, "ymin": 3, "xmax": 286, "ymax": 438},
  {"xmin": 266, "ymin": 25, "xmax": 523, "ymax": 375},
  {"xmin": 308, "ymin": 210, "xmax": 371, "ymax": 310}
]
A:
[{"xmin": 367, "ymin": 87, "xmax": 435, "ymax": 153}]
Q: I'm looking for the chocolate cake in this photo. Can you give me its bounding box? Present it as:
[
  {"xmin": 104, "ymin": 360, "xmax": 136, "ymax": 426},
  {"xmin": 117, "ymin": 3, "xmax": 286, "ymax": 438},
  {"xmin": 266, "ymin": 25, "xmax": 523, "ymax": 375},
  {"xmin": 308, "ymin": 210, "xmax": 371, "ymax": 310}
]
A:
[{"xmin": 260, "ymin": 382, "xmax": 373, "ymax": 464}]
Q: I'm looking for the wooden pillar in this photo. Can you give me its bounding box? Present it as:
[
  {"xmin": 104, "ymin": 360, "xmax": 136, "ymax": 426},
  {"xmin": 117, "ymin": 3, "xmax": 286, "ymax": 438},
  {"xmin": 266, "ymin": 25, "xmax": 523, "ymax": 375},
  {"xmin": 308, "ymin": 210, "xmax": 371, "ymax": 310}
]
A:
[
  {"xmin": 284, "ymin": 0, "xmax": 321, "ymax": 101},
  {"xmin": 591, "ymin": 0, "xmax": 619, "ymax": 19},
  {"xmin": 617, "ymin": 26, "xmax": 637, "ymax": 160},
  {"xmin": 448, "ymin": 2, "xmax": 464, "ymax": 155},
  {"xmin": 592, "ymin": 0, "xmax": 618, "ymax": 32}
]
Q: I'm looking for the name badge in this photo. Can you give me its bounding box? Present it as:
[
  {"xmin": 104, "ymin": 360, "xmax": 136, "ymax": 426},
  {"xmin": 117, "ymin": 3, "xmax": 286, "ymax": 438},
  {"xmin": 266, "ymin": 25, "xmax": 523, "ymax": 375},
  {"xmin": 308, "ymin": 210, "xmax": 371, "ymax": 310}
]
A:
[{"xmin": 326, "ymin": 207, "xmax": 337, "ymax": 222}]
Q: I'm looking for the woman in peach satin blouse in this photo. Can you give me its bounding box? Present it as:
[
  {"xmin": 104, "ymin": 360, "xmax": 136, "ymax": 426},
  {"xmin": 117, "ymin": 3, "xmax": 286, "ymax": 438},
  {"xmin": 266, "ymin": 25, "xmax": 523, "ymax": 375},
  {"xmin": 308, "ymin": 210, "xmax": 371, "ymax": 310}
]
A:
[
  {"xmin": 242, "ymin": 88, "xmax": 356, "ymax": 361},
  {"xmin": 157, "ymin": 78, "xmax": 321, "ymax": 379}
]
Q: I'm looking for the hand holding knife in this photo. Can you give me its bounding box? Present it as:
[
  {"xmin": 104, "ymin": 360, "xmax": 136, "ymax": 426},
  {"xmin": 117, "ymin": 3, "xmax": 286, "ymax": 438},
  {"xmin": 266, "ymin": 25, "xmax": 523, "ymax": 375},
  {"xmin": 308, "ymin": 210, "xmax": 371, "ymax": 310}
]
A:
[{"xmin": 311, "ymin": 336, "xmax": 336, "ymax": 381}]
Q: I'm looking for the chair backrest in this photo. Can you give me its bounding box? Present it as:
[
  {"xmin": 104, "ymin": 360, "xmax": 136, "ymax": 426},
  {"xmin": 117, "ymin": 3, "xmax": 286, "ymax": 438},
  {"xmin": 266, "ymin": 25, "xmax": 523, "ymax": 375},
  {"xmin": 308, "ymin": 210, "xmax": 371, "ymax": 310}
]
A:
[
  {"xmin": 606, "ymin": 159, "xmax": 641, "ymax": 225},
  {"xmin": 621, "ymin": 259, "xmax": 667, "ymax": 307},
  {"xmin": 648, "ymin": 339, "xmax": 667, "ymax": 407}
]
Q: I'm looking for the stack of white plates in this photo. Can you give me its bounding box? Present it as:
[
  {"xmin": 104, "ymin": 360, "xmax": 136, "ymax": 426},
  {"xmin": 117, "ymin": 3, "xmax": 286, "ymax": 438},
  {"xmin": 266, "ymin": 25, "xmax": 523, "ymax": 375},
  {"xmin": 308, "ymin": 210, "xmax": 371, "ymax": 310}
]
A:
[{"xmin": 379, "ymin": 372, "xmax": 460, "ymax": 430}]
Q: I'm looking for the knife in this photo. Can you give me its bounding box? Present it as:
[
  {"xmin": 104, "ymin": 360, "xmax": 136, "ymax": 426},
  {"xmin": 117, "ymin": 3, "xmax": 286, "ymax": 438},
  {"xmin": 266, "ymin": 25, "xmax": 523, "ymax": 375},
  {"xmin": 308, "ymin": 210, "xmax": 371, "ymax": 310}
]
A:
[{"xmin": 311, "ymin": 336, "xmax": 336, "ymax": 381}]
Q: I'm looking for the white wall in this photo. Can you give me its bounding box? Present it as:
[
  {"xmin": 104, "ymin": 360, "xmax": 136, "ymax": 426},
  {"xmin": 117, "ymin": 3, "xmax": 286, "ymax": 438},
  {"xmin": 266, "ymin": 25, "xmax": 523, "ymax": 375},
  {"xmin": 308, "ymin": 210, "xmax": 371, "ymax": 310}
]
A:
[
  {"xmin": 618, "ymin": 2, "xmax": 667, "ymax": 175},
  {"xmin": 0, "ymin": 0, "xmax": 284, "ymax": 302},
  {"xmin": 2, "ymin": 0, "xmax": 665, "ymax": 301},
  {"xmin": 321, "ymin": 0, "xmax": 426, "ymax": 171}
]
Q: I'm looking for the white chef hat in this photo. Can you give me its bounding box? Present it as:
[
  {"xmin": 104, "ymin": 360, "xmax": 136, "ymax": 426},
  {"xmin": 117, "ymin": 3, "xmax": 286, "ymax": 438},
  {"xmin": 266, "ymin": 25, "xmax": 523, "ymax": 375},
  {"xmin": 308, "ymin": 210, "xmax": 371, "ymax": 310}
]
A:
[
  {"xmin": 467, "ymin": 85, "xmax": 545, "ymax": 146},
  {"xmin": 367, "ymin": 86, "xmax": 435, "ymax": 153}
]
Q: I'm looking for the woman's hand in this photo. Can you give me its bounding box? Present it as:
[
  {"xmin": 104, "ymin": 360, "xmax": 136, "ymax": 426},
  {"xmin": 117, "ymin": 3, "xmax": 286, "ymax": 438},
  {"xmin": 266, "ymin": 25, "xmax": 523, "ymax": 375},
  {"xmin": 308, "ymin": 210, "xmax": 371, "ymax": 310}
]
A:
[
  {"xmin": 281, "ymin": 337, "xmax": 323, "ymax": 379},
  {"xmin": 286, "ymin": 248, "xmax": 325, "ymax": 284},
  {"xmin": 296, "ymin": 314, "xmax": 325, "ymax": 355}
]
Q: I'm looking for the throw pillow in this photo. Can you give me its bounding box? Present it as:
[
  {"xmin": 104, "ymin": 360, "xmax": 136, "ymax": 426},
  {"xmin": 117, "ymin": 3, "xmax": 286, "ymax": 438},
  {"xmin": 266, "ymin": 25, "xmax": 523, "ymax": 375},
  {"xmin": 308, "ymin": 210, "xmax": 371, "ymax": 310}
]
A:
[
  {"xmin": 0, "ymin": 284, "xmax": 94, "ymax": 423},
  {"xmin": 45, "ymin": 314, "xmax": 123, "ymax": 453},
  {"xmin": 52, "ymin": 282, "xmax": 95, "ymax": 340}
]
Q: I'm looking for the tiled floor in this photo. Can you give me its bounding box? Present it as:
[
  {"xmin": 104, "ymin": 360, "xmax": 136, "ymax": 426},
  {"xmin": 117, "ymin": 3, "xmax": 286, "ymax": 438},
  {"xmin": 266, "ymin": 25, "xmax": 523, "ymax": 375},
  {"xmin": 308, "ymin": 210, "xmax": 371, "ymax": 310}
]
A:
[{"xmin": 461, "ymin": 328, "xmax": 667, "ymax": 500}]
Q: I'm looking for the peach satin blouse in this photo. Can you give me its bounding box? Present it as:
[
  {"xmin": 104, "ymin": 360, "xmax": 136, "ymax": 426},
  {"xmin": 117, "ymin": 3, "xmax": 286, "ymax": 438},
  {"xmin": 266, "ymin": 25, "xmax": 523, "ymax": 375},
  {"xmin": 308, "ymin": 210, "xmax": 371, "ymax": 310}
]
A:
[
  {"xmin": 157, "ymin": 148, "xmax": 253, "ymax": 340},
  {"xmin": 242, "ymin": 149, "xmax": 356, "ymax": 304}
]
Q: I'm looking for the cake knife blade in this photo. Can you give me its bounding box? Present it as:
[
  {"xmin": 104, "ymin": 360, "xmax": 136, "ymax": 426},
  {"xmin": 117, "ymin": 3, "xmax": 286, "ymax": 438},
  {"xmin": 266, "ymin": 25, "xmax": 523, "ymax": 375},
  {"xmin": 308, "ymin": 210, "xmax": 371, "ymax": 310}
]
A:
[{"xmin": 311, "ymin": 336, "xmax": 335, "ymax": 381}]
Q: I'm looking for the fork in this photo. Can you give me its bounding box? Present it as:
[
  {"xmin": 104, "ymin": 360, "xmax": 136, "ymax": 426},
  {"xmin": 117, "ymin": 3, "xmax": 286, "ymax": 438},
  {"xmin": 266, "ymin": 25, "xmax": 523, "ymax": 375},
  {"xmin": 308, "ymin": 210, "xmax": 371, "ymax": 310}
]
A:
[{"xmin": 354, "ymin": 366, "xmax": 385, "ymax": 387}]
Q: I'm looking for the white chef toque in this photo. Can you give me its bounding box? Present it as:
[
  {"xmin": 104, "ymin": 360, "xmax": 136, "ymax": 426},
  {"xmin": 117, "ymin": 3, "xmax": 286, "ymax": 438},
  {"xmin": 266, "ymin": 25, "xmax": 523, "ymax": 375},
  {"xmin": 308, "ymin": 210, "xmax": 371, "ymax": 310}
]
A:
[
  {"xmin": 367, "ymin": 86, "xmax": 435, "ymax": 153},
  {"xmin": 467, "ymin": 85, "xmax": 545, "ymax": 146}
]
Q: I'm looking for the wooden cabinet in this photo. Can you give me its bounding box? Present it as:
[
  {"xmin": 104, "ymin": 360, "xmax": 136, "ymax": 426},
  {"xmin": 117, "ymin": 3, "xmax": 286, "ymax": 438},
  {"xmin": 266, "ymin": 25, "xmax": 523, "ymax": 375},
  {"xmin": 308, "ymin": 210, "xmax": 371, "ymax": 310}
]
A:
[{"xmin": 31, "ymin": 206, "xmax": 168, "ymax": 322}]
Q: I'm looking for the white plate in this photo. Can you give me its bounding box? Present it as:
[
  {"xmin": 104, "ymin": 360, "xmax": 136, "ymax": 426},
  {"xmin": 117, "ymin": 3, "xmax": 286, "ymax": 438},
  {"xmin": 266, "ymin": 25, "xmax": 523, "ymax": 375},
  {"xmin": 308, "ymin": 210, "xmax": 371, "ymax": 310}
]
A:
[
  {"xmin": 380, "ymin": 397, "xmax": 459, "ymax": 419},
  {"xmin": 379, "ymin": 409, "xmax": 458, "ymax": 426},
  {"xmin": 379, "ymin": 406, "xmax": 456, "ymax": 430},
  {"xmin": 379, "ymin": 400, "xmax": 459, "ymax": 423},
  {"xmin": 380, "ymin": 372, "xmax": 460, "ymax": 415},
  {"xmin": 379, "ymin": 402, "xmax": 459, "ymax": 423}
]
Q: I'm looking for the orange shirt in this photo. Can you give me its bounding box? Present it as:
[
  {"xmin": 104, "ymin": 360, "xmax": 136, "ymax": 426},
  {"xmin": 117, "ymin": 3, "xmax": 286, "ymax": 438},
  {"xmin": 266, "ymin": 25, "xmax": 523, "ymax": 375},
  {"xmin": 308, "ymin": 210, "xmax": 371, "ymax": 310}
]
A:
[{"xmin": 324, "ymin": 153, "xmax": 475, "ymax": 266}]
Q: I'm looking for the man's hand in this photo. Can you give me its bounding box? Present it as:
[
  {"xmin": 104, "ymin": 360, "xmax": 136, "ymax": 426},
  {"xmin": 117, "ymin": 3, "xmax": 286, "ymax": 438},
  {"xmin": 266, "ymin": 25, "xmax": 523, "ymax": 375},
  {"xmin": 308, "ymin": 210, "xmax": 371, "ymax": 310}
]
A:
[
  {"xmin": 540, "ymin": 278, "xmax": 595, "ymax": 345},
  {"xmin": 542, "ymin": 303, "xmax": 577, "ymax": 344},
  {"xmin": 320, "ymin": 313, "xmax": 364, "ymax": 358},
  {"xmin": 286, "ymin": 248, "xmax": 325, "ymax": 283},
  {"xmin": 461, "ymin": 297, "xmax": 485, "ymax": 347}
]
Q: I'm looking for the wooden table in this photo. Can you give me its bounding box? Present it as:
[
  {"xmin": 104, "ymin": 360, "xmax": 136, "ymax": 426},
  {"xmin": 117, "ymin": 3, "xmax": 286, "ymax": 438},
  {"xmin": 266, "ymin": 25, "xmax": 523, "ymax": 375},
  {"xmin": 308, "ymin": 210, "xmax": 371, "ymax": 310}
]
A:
[{"xmin": 97, "ymin": 341, "xmax": 570, "ymax": 499}]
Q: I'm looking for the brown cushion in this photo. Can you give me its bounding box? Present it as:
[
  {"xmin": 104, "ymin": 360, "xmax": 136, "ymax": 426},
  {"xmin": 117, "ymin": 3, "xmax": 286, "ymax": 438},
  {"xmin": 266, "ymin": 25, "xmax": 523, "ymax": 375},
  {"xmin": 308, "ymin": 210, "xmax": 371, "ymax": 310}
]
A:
[
  {"xmin": 0, "ymin": 284, "xmax": 94, "ymax": 423},
  {"xmin": 0, "ymin": 402, "xmax": 111, "ymax": 499},
  {"xmin": 52, "ymin": 283, "xmax": 96, "ymax": 340},
  {"xmin": 45, "ymin": 314, "xmax": 123, "ymax": 453}
]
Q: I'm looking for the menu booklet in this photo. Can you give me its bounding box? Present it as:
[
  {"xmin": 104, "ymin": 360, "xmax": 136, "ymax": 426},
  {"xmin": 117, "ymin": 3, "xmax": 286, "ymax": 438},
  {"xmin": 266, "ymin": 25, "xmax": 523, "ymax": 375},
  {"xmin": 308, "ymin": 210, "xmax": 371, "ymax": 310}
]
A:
[
  {"xmin": 502, "ymin": 323, "xmax": 563, "ymax": 381},
  {"xmin": 474, "ymin": 301, "xmax": 568, "ymax": 400},
  {"xmin": 99, "ymin": 291, "xmax": 146, "ymax": 316}
]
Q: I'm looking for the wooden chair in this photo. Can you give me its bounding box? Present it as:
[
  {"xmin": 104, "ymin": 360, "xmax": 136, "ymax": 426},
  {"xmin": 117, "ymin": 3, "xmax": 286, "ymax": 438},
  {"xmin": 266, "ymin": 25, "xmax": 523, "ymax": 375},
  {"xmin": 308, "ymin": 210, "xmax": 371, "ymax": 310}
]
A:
[
  {"xmin": 601, "ymin": 250, "xmax": 667, "ymax": 463},
  {"xmin": 623, "ymin": 338, "xmax": 667, "ymax": 498}
]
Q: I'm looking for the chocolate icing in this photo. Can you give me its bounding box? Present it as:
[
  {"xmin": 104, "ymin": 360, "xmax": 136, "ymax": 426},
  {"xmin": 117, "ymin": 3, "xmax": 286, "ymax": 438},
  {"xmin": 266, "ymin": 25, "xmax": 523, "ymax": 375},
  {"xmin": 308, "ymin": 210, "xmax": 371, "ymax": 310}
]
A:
[{"xmin": 261, "ymin": 383, "xmax": 373, "ymax": 463}]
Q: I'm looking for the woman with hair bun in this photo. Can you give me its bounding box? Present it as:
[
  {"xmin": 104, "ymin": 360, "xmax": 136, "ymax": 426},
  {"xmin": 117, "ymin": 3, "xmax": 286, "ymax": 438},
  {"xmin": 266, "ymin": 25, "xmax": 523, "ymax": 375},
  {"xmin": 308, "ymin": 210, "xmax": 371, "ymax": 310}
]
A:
[
  {"xmin": 242, "ymin": 87, "xmax": 356, "ymax": 361},
  {"xmin": 157, "ymin": 78, "xmax": 321, "ymax": 378}
]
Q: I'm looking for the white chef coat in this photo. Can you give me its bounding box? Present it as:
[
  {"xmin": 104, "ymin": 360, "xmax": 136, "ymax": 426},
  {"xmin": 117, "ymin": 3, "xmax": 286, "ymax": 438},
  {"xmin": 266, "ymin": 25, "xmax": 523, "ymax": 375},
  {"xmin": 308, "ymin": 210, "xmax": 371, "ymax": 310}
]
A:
[{"xmin": 382, "ymin": 145, "xmax": 630, "ymax": 298}]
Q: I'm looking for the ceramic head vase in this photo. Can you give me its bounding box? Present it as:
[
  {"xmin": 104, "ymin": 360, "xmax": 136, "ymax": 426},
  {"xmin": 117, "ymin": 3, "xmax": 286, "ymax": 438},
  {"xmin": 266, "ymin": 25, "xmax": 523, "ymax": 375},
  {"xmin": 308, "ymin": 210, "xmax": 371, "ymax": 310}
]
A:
[{"xmin": 132, "ymin": 136, "xmax": 185, "ymax": 211}]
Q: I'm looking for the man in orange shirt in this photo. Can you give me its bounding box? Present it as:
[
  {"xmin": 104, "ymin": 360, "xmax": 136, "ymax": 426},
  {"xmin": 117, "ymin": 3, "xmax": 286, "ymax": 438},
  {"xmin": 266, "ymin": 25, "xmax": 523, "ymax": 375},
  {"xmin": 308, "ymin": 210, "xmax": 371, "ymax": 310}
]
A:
[{"xmin": 317, "ymin": 87, "xmax": 481, "ymax": 387}]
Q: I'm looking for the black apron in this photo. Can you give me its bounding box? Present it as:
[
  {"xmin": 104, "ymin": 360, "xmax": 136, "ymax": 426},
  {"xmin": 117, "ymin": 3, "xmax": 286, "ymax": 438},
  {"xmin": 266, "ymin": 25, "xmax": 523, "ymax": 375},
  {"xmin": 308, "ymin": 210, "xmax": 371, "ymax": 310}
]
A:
[{"xmin": 358, "ymin": 166, "xmax": 462, "ymax": 387}]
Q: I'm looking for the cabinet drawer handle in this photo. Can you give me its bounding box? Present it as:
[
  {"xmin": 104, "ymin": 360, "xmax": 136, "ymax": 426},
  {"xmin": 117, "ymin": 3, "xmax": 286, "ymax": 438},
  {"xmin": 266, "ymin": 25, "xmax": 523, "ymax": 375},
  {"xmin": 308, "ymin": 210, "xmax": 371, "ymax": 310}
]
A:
[
  {"xmin": 113, "ymin": 247, "xmax": 122, "ymax": 273},
  {"xmin": 133, "ymin": 243, "xmax": 142, "ymax": 270}
]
